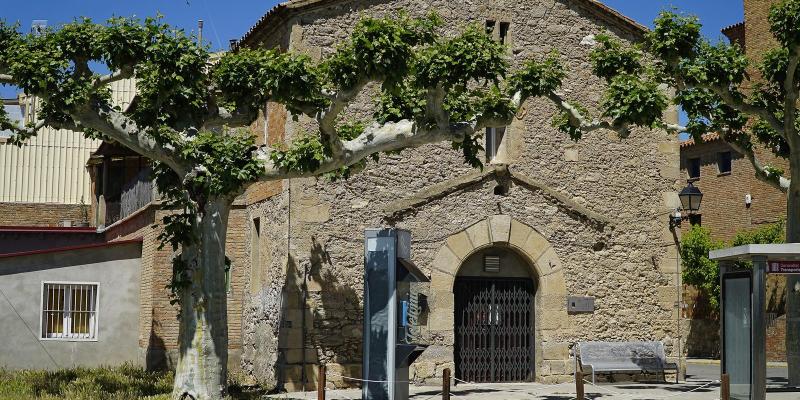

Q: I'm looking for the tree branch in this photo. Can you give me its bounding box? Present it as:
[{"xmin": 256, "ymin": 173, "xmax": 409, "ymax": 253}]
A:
[
  {"xmin": 0, "ymin": 120, "xmax": 48, "ymax": 141},
  {"xmin": 92, "ymin": 69, "xmax": 133, "ymax": 90},
  {"xmin": 259, "ymin": 119, "xmax": 468, "ymax": 181},
  {"xmin": 546, "ymin": 91, "xmax": 631, "ymax": 137},
  {"xmin": 72, "ymin": 104, "xmax": 189, "ymax": 176},
  {"xmin": 726, "ymin": 139, "xmax": 791, "ymax": 192},
  {"xmin": 783, "ymin": 44, "xmax": 800, "ymax": 140},
  {"xmin": 696, "ymin": 82, "xmax": 787, "ymax": 139},
  {"xmin": 426, "ymin": 84, "xmax": 448, "ymax": 130},
  {"xmin": 202, "ymin": 105, "xmax": 254, "ymax": 130},
  {"xmin": 316, "ymin": 81, "xmax": 370, "ymax": 157}
]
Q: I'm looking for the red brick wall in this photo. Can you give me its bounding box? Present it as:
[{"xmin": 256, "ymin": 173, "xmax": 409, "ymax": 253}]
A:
[
  {"xmin": 0, "ymin": 202, "xmax": 87, "ymax": 227},
  {"xmin": 767, "ymin": 315, "xmax": 787, "ymax": 362},
  {"xmin": 679, "ymin": 139, "xmax": 785, "ymax": 241}
]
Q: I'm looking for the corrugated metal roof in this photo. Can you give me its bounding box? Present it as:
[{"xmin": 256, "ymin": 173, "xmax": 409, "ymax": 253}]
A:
[{"xmin": 0, "ymin": 79, "xmax": 136, "ymax": 205}]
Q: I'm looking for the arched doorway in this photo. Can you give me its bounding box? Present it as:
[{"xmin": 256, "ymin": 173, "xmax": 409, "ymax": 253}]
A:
[
  {"xmin": 454, "ymin": 247, "xmax": 536, "ymax": 382},
  {"xmin": 425, "ymin": 215, "xmax": 570, "ymax": 384}
]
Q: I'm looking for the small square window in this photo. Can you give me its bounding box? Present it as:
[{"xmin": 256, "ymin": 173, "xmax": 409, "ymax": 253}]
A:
[
  {"xmin": 486, "ymin": 127, "xmax": 506, "ymax": 161},
  {"xmin": 485, "ymin": 20, "xmax": 496, "ymax": 35},
  {"xmin": 41, "ymin": 283, "xmax": 98, "ymax": 340},
  {"xmin": 689, "ymin": 214, "xmax": 702, "ymax": 226},
  {"xmin": 718, "ymin": 151, "xmax": 732, "ymax": 174},
  {"xmin": 687, "ymin": 157, "xmax": 701, "ymax": 179}
]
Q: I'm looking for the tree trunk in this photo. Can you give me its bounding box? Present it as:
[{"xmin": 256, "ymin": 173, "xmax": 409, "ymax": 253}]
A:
[
  {"xmin": 172, "ymin": 197, "xmax": 232, "ymax": 400},
  {"xmin": 786, "ymin": 155, "xmax": 800, "ymax": 387}
]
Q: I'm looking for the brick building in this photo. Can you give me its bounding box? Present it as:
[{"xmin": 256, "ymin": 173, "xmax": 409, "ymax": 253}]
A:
[{"xmin": 679, "ymin": 0, "xmax": 789, "ymax": 361}]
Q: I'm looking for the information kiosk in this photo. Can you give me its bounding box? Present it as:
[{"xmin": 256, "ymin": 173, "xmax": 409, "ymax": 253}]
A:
[
  {"xmin": 710, "ymin": 243, "xmax": 800, "ymax": 400},
  {"xmin": 363, "ymin": 229, "xmax": 429, "ymax": 400}
]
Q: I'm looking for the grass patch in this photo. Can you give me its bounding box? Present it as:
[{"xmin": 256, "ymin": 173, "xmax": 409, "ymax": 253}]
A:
[{"xmin": 0, "ymin": 363, "xmax": 172, "ymax": 400}]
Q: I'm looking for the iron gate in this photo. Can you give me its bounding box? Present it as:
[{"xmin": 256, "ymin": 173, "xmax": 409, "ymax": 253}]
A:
[{"xmin": 455, "ymin": 277, "xmax": 535, "ymax": 383}]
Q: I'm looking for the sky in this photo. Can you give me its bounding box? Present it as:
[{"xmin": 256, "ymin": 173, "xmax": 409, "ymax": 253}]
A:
[{"xmin": 0, "ymin": 0, "xmax": 743, "ymax": 102}]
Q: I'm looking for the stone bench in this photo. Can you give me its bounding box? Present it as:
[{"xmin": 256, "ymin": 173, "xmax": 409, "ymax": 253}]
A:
[{"xmin": 577, "ymin": 341, "xmax": 678, "ymax": 384}]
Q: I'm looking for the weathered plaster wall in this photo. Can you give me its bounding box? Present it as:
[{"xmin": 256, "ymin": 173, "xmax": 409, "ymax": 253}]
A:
[
  {"xmin": 243, "ymin": 0, "xmax": 681, "ymax": 389},
  {"xmin": 0, "ymin": 243, "xmax": 141, "ymax": 369}
]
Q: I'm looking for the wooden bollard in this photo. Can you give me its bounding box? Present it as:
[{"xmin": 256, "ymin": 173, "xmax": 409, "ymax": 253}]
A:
[
  {"xmin": 720, "ymin": 373, "xmax": 730, "ymax": 400},
  {"xmin": 442, "ymin": 368, "xmax": 451, "ymax": 400},
  {"xmin": 317, "ymin": 364, "xmax": 326, "ymax": 400},
  {"xmin": 575, "ymin": 369, "xmax": 585, "ymax": 400}
]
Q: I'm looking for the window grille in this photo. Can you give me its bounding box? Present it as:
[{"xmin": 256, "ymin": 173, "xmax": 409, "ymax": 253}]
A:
[{"xmin": 41, "ymin": 283, "xmax": 98, "ymax": 340}]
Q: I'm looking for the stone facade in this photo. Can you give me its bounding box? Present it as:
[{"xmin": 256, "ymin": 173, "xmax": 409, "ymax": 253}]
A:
[{"xmin": 240, "ymin": 0, "xmax": 682, "ymax": 390}]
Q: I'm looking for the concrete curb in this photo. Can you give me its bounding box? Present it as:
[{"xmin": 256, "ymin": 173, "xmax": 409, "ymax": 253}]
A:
[{"xmin": 687, "ymin": 359, "xmax": 788, "ymax": 368}]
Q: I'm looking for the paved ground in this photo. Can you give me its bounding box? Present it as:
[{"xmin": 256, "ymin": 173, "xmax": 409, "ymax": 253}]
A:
[
  {"xmin": 687, "ymin": 362, "xmax": 790, "ymax": 387},
  {"xmin": 266, "ymin": 363, "xmax": 799, "ymax": 400}
]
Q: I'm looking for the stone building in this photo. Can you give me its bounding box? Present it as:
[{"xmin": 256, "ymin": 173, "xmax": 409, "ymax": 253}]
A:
[
  {"xmin": 678, "ymin": 0, "xmax": 789, "ymax": 362},
  {"xmin": 237, "ymin": 0, "xmax": 682, "ymax": 389}
]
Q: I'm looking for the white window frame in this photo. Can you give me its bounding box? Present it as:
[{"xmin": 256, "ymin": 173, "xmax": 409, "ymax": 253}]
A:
[{"xmin": 39, "ymin": 281, "xmax": 100, "ymax": 342}]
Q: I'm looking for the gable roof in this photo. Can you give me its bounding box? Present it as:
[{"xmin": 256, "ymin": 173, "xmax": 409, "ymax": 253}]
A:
[{"xmin": 237, "ymin": 0, "xmax": 648, "ymax": 48}]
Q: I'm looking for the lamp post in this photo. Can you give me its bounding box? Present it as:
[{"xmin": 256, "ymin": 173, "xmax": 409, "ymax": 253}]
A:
[
  {"xmin": 670, "ymin": 180, "xmax": 703, "ymax": 229},
  {"xmin": 670, "ymin": 180, "xmax": 703, "ymax": 382}
]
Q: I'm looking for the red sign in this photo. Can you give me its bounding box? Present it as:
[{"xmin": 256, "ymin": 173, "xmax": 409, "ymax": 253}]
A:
[{"xmin": 768, "ymin": 261, "xmax": 800, "ymax": 274}]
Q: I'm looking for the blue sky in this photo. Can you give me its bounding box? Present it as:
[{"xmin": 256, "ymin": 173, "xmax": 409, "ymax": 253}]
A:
[{"xmin": 0, "ymin": 0, "xmax": 742, "ymax": 102}]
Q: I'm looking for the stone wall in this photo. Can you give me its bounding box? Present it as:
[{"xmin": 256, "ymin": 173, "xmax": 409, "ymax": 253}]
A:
[
  {"xmin": 0, "ymin": 202, "xmax": 86, "ymax": 227},
  {"xmin": 242, "ymin": 0, "xmax": 681, "ymax": 390}
]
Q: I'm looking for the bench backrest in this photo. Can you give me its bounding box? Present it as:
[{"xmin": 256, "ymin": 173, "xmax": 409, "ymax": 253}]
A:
[{"xmin": 578, "ymin": 341, "xmax": 667, "ymax": 370}]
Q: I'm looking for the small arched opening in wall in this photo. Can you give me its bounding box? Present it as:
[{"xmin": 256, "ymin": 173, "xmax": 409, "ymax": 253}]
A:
[{"xmin": 424, "ymin": 215, "xmax": 570, "ymax": 384}]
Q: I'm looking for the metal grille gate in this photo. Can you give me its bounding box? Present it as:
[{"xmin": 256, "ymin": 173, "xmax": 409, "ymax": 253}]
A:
[{"xmin": 455, "ymin": 277, "xmax": 535, "ymax": 383}]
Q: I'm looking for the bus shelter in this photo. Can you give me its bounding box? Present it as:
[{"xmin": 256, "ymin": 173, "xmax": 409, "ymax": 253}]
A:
[{"xmin": 709, "ymin": 243, "xmax": 800, "ymax": 400}]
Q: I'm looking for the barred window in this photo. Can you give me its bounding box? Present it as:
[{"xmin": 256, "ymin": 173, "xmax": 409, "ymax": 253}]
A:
[{"xmin": 41, "ymin": 283, "xmax": 98, "ymax": 340}]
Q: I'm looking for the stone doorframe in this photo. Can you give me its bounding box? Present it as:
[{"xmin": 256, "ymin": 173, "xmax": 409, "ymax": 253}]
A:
[{"xmin": 424, "ymin": 215, "xmax": 572, "ymax": 383}]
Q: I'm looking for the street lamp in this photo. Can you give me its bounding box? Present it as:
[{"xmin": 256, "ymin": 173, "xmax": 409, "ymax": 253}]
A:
[{"xmin": 670, "ymin": 180, "xmax": 703, "ymax": 229}]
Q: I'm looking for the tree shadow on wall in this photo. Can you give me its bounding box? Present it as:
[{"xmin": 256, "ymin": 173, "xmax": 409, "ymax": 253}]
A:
[
  {"xmin": 308, "ymin": 236, "xmax": 361, "ymax": 379},
  {"xmin": 270, "ymin": 255, "xmax": 307, "ymax": 392},
  {"xmin": 684, "ymin": 293, "xmax": 720, "ymax": 359}
]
